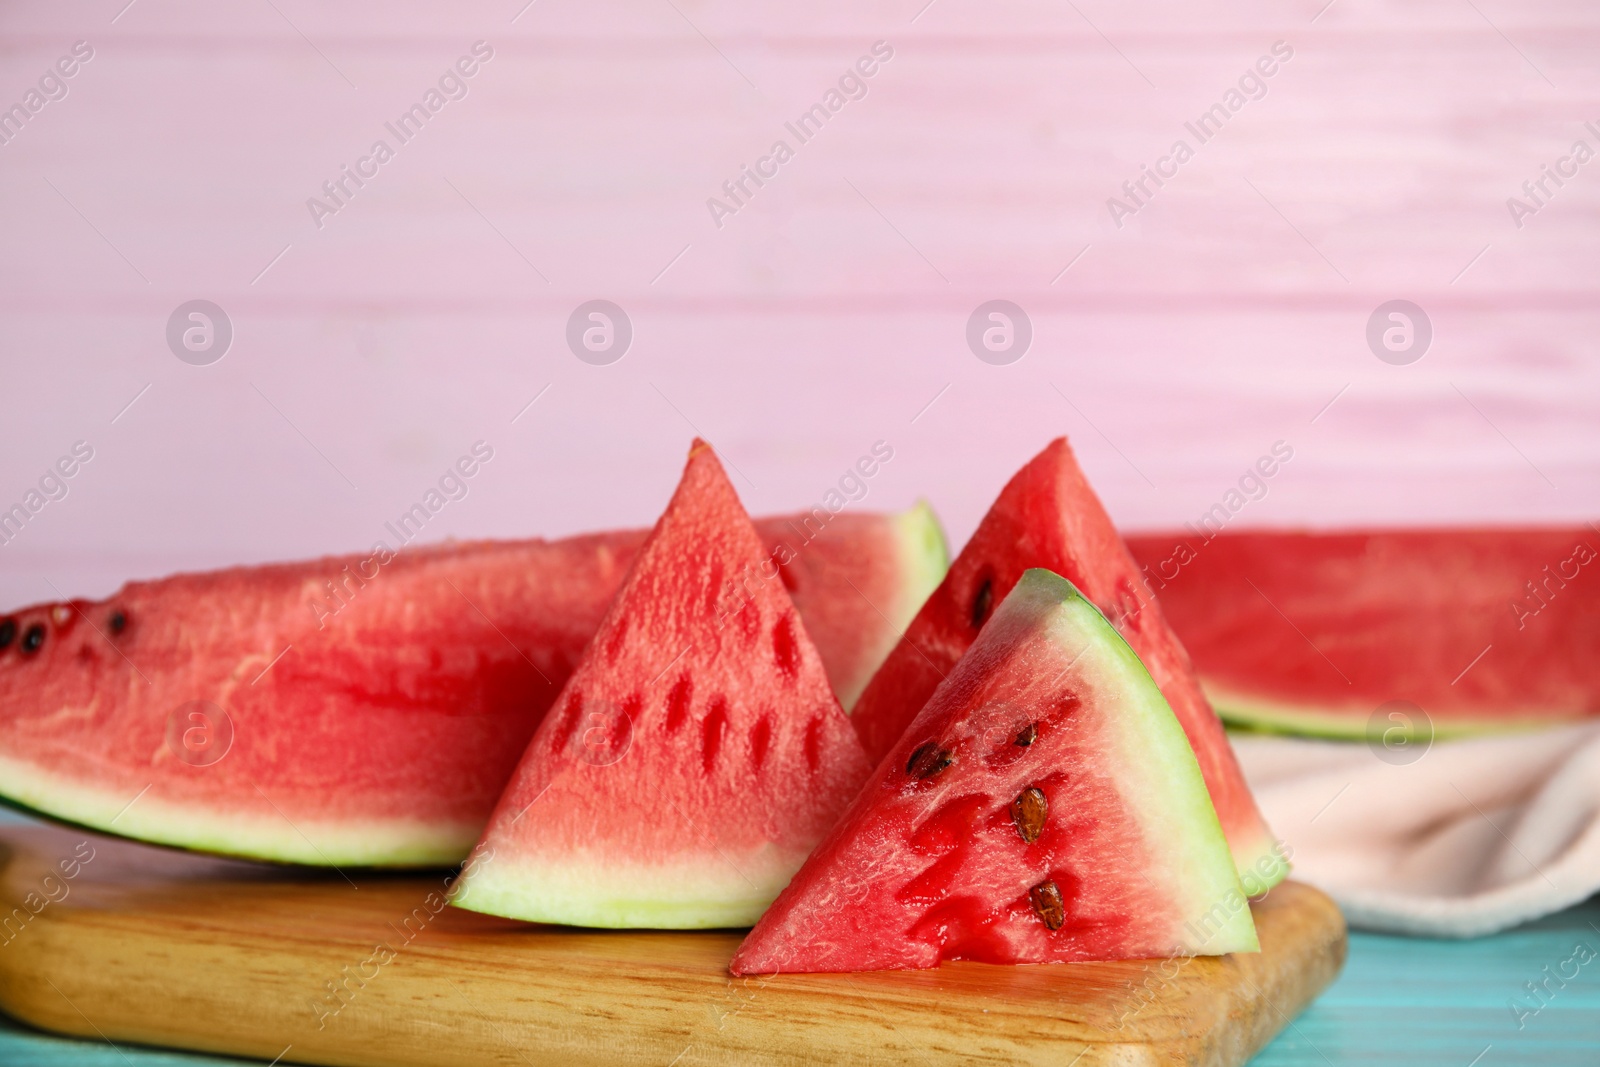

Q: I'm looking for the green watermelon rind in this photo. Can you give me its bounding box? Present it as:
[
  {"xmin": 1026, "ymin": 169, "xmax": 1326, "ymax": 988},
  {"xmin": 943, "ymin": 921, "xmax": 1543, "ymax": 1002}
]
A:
[
  {"xmin": 1209, "ymin": 682, "xmax": 1569, "ymax": 741},
  {"xmin": 896, "ymin": 499, "xmax": 951, "ymax": 598},
  {"xmin": 0, "ymin": 754, "xmax": 474, "ymax": 867},
  {"xmin": 887, "ymin": 501, "xmax": 950, "ymax": 642},
  {"xmin": 1020, "ymin": 569, "xmax": 1261, "ymax": 954}
]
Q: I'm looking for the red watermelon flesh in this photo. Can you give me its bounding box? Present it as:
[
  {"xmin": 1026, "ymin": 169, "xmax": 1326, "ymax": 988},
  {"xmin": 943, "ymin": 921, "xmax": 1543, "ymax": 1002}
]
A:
[
  {"xmin": 450, "ymin": 442, "xmax": 872, "ymax": 927},
  {"xmin": 849, "ymin": 439, "xmax": 1284, "ymax": 894},
  {"xmin": 732, "ymin": 569, "xmax": 1259, "ymax": 974},
  {"xmin": 0, "ymin": 509, "xmax": 939, "ymax": 867},
  {"xmin": 1124, "ymin": 526, "xmax": 1600, "ymax": 735}
]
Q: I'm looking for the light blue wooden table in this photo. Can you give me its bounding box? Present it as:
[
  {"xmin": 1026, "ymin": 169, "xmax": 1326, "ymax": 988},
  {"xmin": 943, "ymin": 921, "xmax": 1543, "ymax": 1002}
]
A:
[{"xmin": 3, "ymin": 809, "xmax": 1596, "ymax": 1066}]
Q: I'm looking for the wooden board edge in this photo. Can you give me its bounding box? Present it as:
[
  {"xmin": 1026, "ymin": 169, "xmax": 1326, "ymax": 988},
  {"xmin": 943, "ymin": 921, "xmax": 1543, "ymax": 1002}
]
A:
[{"xmin": 0, "ymin": 883, "xmax": 1346, "ymax": 1067}]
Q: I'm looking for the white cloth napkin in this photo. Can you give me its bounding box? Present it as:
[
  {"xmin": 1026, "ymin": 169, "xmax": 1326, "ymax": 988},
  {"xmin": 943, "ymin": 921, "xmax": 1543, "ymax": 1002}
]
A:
[{"xmin": 1231, "ymin": 724, "xmax": 1600, "ymax": 937}]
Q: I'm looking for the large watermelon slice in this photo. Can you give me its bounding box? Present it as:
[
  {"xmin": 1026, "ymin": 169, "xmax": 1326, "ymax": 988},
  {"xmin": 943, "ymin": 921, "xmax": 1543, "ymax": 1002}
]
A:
[
  {"xmin": 850, "ymin": 439, "xmax": 1285, "ymax": 894},
  {"xmin": 450, "ymin": 441, "xmax": 872, "ymax": 927},
  {"xmin": 732, "ymin": 569, "xmax": 1259, "ymax": 974},
  {"xmin": 1124, "ymin": 526, "xmax": 1600, "ymax": 736},
  {"xmin": 780, "ymin": 504, "xmax": 947, "ymax": 710},
  {"xmin": 0, "ymin": 507, "xmax": 939, "ymax": 867}
]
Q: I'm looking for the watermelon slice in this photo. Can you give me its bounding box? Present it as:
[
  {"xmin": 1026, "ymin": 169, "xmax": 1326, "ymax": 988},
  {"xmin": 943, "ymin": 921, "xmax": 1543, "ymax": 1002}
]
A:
[
  {"xmin": 732, "ymin": 568, "xmax": 1260, "ymax": 974},
  {"xmin": 782, "ymin": 504, "xmax": 948, "ymax": 710},
  {"xmin": 850, "ymin": 439, "xmax": 1285, "ymax": 894},
  {"xmin": 1124, "ymin": 526, "xmax": 1600, "ymax": 736},
  {"xmin": 451, "ymin": 441, "xmax": 872, "ymax": 927},
  {"xmin": 0, "ymin": 508, "xmax": 939, "ymax": 867}
]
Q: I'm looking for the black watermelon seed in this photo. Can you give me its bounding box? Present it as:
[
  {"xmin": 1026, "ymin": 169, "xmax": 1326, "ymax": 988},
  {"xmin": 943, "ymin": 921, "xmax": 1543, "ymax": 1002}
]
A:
[
  {"xmin": 20, "ymin": 624, "xmax": 45, "ymax": 654},
  {"xmin": 907, "ymin": 741, "xmax": 935, "ymax": 775},
  {"xmin": 0, "ymin": 619, "xmax": 14, "ymax": 649},
  {"xmin": 108, "ymin": 610, "xmax": 127, "ymax": 635},
  {"xmin": 906, "ymin": 741, "xmax": 955, "ymax": 780},
  {"xmin": 971, "ymin": 578, "xmax": 994, "ymax": 629},
  {"xmin": 1014, "ymin": 722, "xmax": 1038, "ymax": 747}
]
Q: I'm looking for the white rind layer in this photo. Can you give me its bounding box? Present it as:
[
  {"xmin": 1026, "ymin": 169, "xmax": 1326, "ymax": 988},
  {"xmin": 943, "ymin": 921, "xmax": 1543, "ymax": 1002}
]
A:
[
  {"xmin": 0, "ymin": 753, "xmax": 476, "ymax": 867},
  {"xmin": 451, "ymin": 844, "xmax": 805, "ymax": 929},
  {"xmin": 895, "ymin": 500, "xmax": 951, "ymax": 608}
]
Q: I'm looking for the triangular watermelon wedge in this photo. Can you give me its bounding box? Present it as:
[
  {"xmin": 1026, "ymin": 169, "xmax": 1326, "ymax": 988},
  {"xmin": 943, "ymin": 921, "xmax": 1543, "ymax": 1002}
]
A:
[
  {"xmin": 732, "ymin": 569, "xmax": 1260, "ymax": 974},
  {"xmin": 451, "ymin": 441, "xmax": 873, "ymax": 927},
  {"xmin": 850, "ymin": 439, "xmax": 1286, "ymax": 894}
]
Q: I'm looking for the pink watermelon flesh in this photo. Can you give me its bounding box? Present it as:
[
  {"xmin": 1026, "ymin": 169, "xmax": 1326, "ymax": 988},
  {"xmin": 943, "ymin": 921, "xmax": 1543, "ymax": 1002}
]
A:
[
  {"xmin": 450, "ymin": 441, "xmax": 872, "ymax": 927},
  {"xmin": 850, "ymin": 439, "xmax": 1285, "ymax": 894},
  {"xmin": 0, "ymin": 508, "xmax": 940, "ymax": 867},
  {"xmin": 1124, "ymin": 526, "xmax": 1600, "ymax": 735},
  {"xmin": 732, "ymin": 568, "xmax": 1259, "ymax": 974}
]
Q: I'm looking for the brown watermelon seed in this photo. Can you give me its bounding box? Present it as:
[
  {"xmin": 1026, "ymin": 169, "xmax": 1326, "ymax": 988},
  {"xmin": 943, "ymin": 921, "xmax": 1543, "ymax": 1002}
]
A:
[
  {"xmin": 20, "ymin": 624, "xmax": 44, "ymax": 654},
  {"xmin": 108, "ymin": 610, "xmax": 127, "ymax": 635},
  {"xmin": 1029, "ymin": 880, "xmax": 1065, "ymax": 930},
  {"xmin": 1010, "ymin": 787, "xmax": 1048, "ymax": 844},
  {"xmin": 906, "ymin": 741, "xmax": 955, "ymax": 779},
  {"xmin": 970, "ymin": 578, "xmax": 994, "ymax": 629},
  {"xmin": 0, "ymin": 619, "xmax": 14, "ymax": 650},
  {"xmin": 1014, "ymin": 722, "xmax": 1038, "ymax": 747}
]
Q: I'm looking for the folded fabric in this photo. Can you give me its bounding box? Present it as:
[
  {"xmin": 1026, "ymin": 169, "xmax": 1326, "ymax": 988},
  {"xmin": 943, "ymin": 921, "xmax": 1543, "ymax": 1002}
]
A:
[{"xmin": 1231, "ymin": 724, "xmax": 1600, "ymax": 937}]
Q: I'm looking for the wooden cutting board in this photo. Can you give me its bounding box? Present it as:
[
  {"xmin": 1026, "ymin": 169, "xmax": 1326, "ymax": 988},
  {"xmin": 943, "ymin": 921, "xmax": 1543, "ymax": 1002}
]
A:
[{"xmin": 0, "ymin": 822, "xmax": 1345, "ymax": 1066}]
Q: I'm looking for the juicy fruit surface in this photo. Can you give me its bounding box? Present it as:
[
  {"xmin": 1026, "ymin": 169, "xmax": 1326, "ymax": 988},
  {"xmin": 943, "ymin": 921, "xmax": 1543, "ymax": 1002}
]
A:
[
  {"xmin": 732, "ymin": 569, "xmax": 1257, "ymax": 974},
  {"xmin": 0, "ymin": 539, "xmax": 580, "ymax": 866},
  {"xmin": 849, "ymin": 439, "xmax": 1284, "ymax": 893},
  {"xmin": 1124, "ymin": 527, "xmax": 1600, "ymax": 734},
  {"xmin": 0, "ymin": 511, "xmax": 932, "ymax": 866},
  {"xmin": 451, "ymin": 443, "xmax": 872, "ymax": 928}
]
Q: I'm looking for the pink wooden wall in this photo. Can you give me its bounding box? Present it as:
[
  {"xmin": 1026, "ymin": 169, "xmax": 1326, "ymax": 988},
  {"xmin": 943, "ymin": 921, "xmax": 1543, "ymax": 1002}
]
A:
[{"xmin": 1, "ymin": 0, "xmax": 1596, "ymax": 609}]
